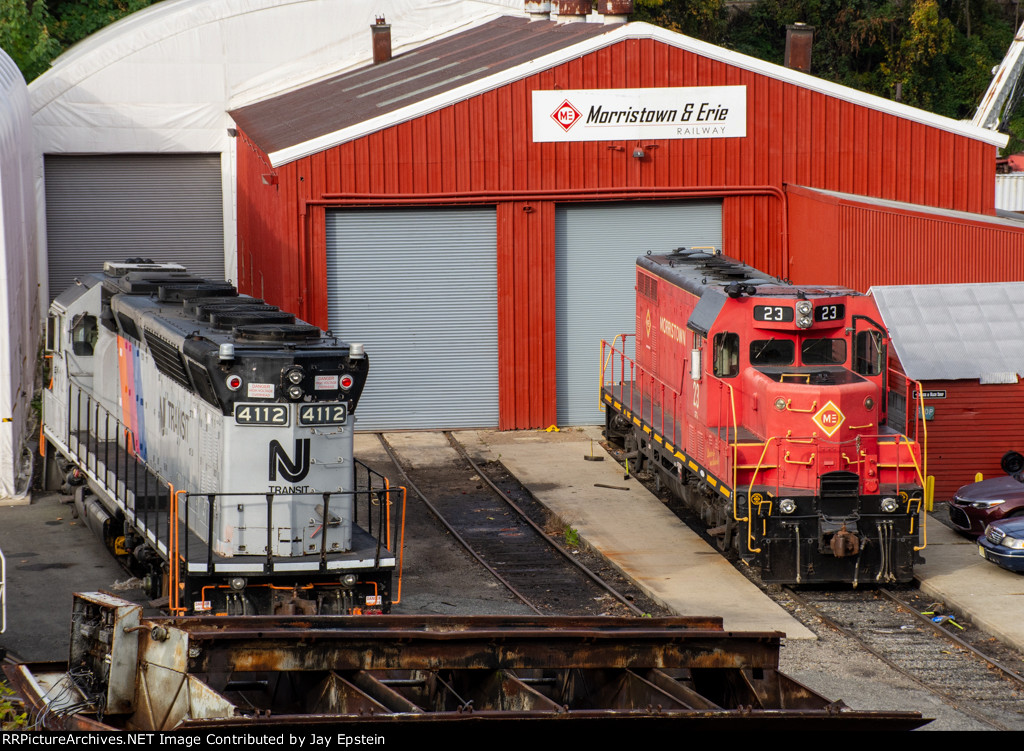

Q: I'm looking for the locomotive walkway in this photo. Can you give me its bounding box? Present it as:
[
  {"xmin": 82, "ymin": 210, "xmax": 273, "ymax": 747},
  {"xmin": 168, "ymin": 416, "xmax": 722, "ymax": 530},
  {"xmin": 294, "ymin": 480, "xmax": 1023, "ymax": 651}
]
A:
[{"xmin": 458, "ymin": 428, "xmax": 817, "ymax": 639}]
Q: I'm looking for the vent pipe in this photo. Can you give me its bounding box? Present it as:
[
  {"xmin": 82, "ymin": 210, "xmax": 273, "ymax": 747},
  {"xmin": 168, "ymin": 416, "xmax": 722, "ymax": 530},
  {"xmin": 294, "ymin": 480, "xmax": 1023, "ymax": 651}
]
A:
[
  {"xmin": 525, "ymin": 1, "xmax": 552, "ymax": 20},
  {"xmin": 597, "ymin": 0, "xmax": 633, "ymax": 23},
  {"xmin": 371, "ymin": 16, "xmax": 392, "ymax": 64},
  {"xmin": 552, "ymin": 0, "xmax": 590, "ymax": 22},
  {"xmin": 784, "ymin": 23, "xmax": 814, "ymax": 73}
]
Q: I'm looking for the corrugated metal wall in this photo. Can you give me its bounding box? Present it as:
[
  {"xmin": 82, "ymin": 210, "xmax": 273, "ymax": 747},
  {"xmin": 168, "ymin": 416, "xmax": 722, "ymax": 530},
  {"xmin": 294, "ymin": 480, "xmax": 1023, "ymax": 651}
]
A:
[
  {"xmin": 324, "ymin": 207, "xmax": 498, "ymax": 430},
  {"xmin": 236, "ymin": 35, "xmax": 1010, "ymax": 429},
  {"xmin": 45, "ymin": 154, "xmax": 225, "ymax": 295},
  {"xmin": 554, "ymin": 201, "xmax": 722, "ymax": 425},
  {"xmin": 996, "ymin": 174, "xmax": 1024, "ymax": 212},
  {"xmin": 787, "ymin": 185, "xmax": 1024, "ymax": 291},
  {"xmin": 918, "ymin": 380, "xmax": 1024, "ymax": 502}
]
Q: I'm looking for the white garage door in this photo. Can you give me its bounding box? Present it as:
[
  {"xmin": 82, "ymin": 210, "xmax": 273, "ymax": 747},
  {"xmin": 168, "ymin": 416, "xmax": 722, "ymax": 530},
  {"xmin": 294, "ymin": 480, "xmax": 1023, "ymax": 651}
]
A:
[
  {"xmin": 326, "ymin": 207, "xmax": 498, "ymax": 431},
  {"xmin": 556, "ymin": 201, "xmax": 723, "ymax": 425},
  {"xmin": 44, "ymin": 154, "xmax": 225, "ymax": 297}
]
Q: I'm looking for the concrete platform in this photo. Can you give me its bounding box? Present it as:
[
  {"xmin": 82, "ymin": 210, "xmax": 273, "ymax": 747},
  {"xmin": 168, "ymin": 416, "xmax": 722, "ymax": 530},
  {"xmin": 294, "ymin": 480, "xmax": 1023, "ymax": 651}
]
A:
[
  {"xmin": 916, "ymin": 512, "xmax": 1024, "ymax": 652},
  {"xmin": 462, "ymin": 427, "xmax": 816, "ymax": 639}
]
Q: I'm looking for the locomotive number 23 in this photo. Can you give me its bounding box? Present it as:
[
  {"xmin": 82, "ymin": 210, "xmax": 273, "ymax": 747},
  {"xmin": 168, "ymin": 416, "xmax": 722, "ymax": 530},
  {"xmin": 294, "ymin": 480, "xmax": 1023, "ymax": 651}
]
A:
[
  {"xmin": 814, "ymin": 304, "xmax": 846, "ymax": 322},
  {"xmin": 753, "ymin": 305, "xmax": 794, "ymax": 322}
]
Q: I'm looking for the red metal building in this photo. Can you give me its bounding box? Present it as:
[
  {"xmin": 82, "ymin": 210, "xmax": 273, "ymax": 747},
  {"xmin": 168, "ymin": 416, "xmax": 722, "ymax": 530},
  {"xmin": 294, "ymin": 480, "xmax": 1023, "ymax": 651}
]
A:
[
  {"xmin": 872, "ymin": 283, "xmax": 1024, "ymax": 502},
  {"xmin": 230, "ymin": 15, "xmax": 1024, "ymax": 431}
]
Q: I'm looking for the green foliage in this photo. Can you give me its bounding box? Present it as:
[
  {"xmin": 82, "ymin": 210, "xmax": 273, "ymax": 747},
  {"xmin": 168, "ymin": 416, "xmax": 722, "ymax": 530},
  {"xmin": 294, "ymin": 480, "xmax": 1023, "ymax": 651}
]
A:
[
  {"xmin": 0, "ymin": 0, "xmax": 61, "ymax": 81},
  {"xmin": 0, "ymin": 0, "xmax": 158, "ymax": 81},
  {"xmin": 48, "ymin": 0, "xmax": 157, "ymax": 49},
  {"xmin": 564, "ymin": 526, "xmax": 580, "ymax": 547},
  {"xmin": 0, "ymin": 681, "xmax": 28, "ymax": 731}
]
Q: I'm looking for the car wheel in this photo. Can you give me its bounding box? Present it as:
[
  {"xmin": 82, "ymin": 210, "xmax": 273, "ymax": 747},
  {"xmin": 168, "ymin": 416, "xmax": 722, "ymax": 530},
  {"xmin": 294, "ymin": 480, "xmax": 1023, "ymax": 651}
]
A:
[{"xmin": 1001, "ymin": 450, "xmax": 1024, "ymax": 475}]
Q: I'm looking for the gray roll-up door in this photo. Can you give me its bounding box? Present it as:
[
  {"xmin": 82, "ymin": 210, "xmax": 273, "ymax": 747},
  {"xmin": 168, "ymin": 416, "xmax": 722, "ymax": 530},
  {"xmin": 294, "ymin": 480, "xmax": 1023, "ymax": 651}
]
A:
[
  {"xmin": 45, "ymin": 154, "xmax": 224, "ymax": 297},
  {"xmin": 556, "ymin": 200, "xmax": 722, "ymax": 425},
  {"xmin": 326, "ymin": 207, "xmax": 498, "ymax": 431}
]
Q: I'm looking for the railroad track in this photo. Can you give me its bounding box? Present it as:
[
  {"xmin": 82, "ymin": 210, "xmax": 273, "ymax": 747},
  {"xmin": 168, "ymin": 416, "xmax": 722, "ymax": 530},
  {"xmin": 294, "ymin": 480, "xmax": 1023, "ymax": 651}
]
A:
[
  {"xmin": 374, "ymin": 432, "xmax": 653, "ymax": 617},
  {"xmin": 784, "ymin": 587, "xmax": 1024, "ymax": 731}
]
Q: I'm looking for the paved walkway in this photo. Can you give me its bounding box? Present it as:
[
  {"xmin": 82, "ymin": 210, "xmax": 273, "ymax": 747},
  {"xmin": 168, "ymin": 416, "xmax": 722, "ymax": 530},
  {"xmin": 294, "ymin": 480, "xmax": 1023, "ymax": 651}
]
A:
[{"xmin": 461, "ymin": 427, "xmax": 815, "ymax": 639}]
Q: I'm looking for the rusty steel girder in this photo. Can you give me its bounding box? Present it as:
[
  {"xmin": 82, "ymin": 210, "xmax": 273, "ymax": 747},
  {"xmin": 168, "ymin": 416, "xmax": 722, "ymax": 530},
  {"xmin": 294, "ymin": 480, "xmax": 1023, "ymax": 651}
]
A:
[{"xmin": 4, "ymin": 593, "xmax": 930, "ymax": 731}]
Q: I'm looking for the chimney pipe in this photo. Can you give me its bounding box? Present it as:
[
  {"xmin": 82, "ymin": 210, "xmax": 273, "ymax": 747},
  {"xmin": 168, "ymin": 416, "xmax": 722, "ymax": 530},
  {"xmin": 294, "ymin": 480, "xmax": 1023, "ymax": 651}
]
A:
[
  {"xmin": 784, "ymin": 23, "xmax": 814, "ymax": 73},
  {"xmin": 553, "ymin": 0, "xmax": 590, "ymax": 22},
  {"xmin": 597, "ymin": 0, "xmax": 633, "ymax": 23},
  {"xmin": 525, "ymin": 1, "xmax": 552, "ymax": 21},
  {"xmin": 372, "ymin": 16, "xmax": 392, "ymax": 64}
]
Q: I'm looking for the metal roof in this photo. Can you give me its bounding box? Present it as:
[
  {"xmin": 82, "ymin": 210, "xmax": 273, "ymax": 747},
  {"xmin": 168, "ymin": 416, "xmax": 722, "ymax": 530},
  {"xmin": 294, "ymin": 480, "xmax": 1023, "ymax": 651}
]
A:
[
  {"xmin": 231, "ymin": 18, "xmax": 1008, "ymax": 167},
  {"xmin": 229, "ymin": 16, "xmax": 617, "ymax": 157},
  {"xmin": 871, "ymin": 283, "xmax": 1024, "ymax": 382}
]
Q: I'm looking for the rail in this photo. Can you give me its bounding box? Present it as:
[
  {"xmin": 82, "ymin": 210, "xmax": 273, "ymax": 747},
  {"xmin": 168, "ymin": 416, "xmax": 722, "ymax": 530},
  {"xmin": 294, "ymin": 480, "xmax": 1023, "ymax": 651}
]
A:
[
  {"xmin": 178, "ymin": 469, "xmax": 404, "ymax": 573},
  {"xmin": 601, "ymin": 338, "xmax": 740, "ymax": 491}
]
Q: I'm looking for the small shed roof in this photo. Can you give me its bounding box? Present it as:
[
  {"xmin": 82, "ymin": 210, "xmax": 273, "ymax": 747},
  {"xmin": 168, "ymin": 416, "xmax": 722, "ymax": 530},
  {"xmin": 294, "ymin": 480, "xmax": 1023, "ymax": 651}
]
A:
[{"xmin": 871, "ymin": 283, "xmax": 1024, "ymax": 382}]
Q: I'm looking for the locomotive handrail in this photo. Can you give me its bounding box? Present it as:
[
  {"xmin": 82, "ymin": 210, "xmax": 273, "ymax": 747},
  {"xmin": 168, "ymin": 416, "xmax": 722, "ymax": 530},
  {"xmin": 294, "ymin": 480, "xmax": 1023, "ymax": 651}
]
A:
[{"xmin": 600, "ymin": 334, "xmax": 634, "ymax": 409}]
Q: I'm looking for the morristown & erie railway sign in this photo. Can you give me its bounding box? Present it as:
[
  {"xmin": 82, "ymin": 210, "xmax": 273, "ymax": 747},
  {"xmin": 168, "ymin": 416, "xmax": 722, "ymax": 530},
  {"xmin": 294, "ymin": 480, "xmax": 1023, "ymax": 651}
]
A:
[{"xmin": 532, "ymin": 86, "xmax": 747, "ymax": 142}]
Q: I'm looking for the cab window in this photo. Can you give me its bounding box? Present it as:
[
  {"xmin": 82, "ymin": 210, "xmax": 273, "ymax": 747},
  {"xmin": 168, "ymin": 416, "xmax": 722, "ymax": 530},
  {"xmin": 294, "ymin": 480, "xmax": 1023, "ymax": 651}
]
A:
[
  {"xmin": 750, "ymin": 339, "xmax": 794, "ymax": 366},
  {"xmin": 802, "ymin": 338, "xmax": 847, "ymax": 365},
  {"xmin": 71, "ymin": 314, "xmax": 98, "ymax": 357},
  {"xmin": 713, "ymin": 332, "xmax": 739, "ymax": 378},
  {"xmin": 854, "ymin": 330, "xmax": 885, "ymax": 376}
]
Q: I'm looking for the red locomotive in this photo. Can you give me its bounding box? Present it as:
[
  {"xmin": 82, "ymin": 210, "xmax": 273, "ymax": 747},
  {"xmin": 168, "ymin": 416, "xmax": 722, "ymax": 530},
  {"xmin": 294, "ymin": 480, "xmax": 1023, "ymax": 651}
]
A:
[{"xmin": 601, "ymin": 248, "xmax": 927, "ymax": 584}]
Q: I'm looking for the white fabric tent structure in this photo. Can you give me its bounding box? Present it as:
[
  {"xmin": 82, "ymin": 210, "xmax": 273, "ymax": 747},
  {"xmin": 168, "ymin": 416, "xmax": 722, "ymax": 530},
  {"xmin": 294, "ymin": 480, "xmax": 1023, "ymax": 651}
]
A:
[
  {"xmin": 0, "ymin": 48, "xmax": 39, "ymax": 500},
  {"xmin": 30, "ymin": 0, "xmax": 525, "ymax": 300}
]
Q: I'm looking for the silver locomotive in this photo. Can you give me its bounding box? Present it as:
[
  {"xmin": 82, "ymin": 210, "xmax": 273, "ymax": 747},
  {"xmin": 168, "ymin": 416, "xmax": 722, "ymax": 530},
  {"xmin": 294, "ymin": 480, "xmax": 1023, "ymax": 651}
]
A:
[{"xmin": 42, "ymin": 261, "xmax": 404, "ymax": 615}]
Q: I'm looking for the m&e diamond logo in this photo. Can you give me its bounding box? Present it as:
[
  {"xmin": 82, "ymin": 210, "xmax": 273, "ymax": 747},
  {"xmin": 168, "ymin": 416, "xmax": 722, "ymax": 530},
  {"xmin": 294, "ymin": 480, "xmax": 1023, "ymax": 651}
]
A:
[
  {"xmin": 812, "ymin": 400, "xmax": 846, "ymax": 437},
  {"xmin": 551, "ymin": 100, "xmax": 581, "ymax": 132}
]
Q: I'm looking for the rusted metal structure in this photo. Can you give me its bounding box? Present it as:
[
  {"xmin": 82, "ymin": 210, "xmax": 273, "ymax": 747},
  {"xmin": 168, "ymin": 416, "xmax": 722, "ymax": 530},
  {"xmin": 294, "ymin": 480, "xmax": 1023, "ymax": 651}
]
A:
[{"xmin": 4, "ymin": 593, "xmax": 930, "ymax": 730}]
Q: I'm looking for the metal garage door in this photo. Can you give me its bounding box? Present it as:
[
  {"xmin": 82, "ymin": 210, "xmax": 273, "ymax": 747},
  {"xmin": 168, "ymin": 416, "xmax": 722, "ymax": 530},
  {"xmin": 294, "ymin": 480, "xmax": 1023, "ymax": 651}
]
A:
[
  {"xmin": 44, "ymin": 154, "xmax": 225, "ymax": 297},
  {"xmin": 326, "ymin": 207, "xmax": 498, "ymax": 431},
  {"xmin": 556, "ymin": 201, "xmax": 723, "ymax": 425}
]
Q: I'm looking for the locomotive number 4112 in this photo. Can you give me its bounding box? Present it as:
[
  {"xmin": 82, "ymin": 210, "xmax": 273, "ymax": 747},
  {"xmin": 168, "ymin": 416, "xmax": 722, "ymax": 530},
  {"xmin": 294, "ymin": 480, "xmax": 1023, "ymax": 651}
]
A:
[{"xmin": 298, "ymin": 403, "xmax": 348, "ymax": 426}]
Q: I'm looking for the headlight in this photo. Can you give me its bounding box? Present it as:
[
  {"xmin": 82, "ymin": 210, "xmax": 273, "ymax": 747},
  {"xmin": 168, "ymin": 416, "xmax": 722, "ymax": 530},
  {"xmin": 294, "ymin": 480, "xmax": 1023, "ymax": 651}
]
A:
[
  {"xmin": 797, "ymin": 315, "xmax": 812, "ymax": 329},
  {"xmin": 780, "ymin": 498, "xmax": 797, "ymax": 514},
  {"xmin": 228, "ymin": 577, "xmax": 247, "ymax": 591},
  {"xmin": 286, "ymin": 384, "xmax": 304, "ymax": 400},
  {"xmin": 1004, "ymin": 535, "xmax": 1024, "ymax": 550},
  {"xmin": 796, "ymin": 301, "xmax": 812, "ymax": 316},
  {"xmin": 881, "ymin": 497, "xmax": 899, "ymax": 513},
  {"xmin": 286, "ymin": 366, "xmax": 304, "ymax": 384},
  {"xmin": 341, "ymin": 574, "xmax": 357, "ymax": 587},
  {"xmin": 969, "ymin": 499, "xmax": 1005, "ymax": 509},
  {"xmin": 774, "ymin": 397, "xmax": 787, "ymax": 411}
]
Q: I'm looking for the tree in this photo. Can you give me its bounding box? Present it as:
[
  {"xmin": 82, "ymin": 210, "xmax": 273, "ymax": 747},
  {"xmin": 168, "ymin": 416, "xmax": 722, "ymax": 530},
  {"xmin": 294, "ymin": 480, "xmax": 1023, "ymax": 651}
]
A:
[{"xmin": 0, "ymin": 0, "xmax": 60, "ymax": 82}]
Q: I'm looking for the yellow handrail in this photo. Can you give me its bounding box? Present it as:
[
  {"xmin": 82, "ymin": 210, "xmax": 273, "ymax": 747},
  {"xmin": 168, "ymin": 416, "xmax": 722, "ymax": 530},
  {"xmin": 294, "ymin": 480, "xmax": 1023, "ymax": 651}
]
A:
[
  {"xmin": 599, "ymin": 334, "xmax": 633, "ymax": 410},
  {"xmin": 743, "ymin": 436, "xmax": 779, "ymax": 554}
]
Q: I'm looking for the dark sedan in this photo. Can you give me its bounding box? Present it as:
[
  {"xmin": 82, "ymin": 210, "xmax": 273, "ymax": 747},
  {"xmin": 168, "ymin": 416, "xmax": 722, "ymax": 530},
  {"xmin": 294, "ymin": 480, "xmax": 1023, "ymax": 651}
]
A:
[
  {"xmin": 978, "ymin": 517, "xmax": 1024, "ymax": 573},
  {"xmin": 947, "ymin": 474, "xmax": 1024, "ymax": 536}
]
